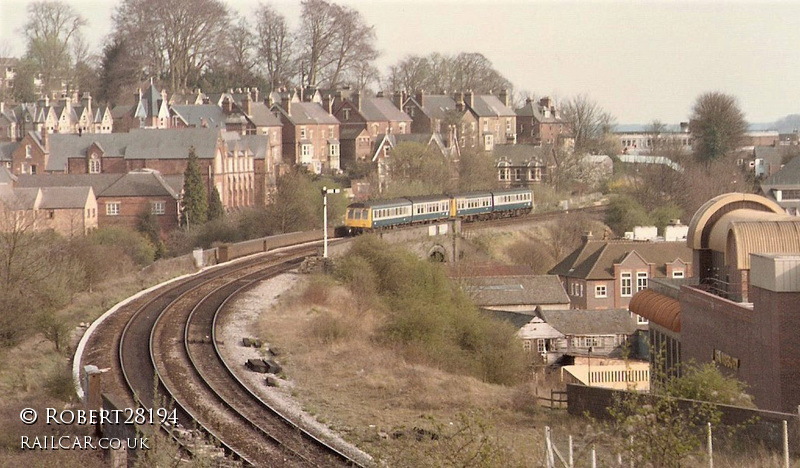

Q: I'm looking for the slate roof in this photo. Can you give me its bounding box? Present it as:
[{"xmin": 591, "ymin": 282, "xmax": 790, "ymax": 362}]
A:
[
  {"xmin": 47, "ymin": 128, "xmax": 222, "ymax": 171},
  {"xmin": 448, "ymin": 262, "xmax": 535, "ymax": 278},
  {"xmin": 10, "ymin": 187, "xmax": 39, "ymax": 209},
  {"xmin": 549, "ymin": 239, "xmax": 692, "ymax": 280},
  {"xmin": 170, "ymin": 105, "xmax": 227, "ymax": 128},
  {"xmin": 359, "ymin": 97, "xmax": 412, "ymax": 123},
  {"xmin": 38, "ymin": 186, "xmax": 93, "ymax": 209},
  {"xmin": 515, "ymin": 100, "xmax": 563, "ymax": 123},
  {"xmin": 538, "ymin": 309, "xmax": 638, "ymax": 336},
  {"xmin": 275, "ymin": 102, "xmax": 339, "ymax": 125},
  {"xmin": 245, "ymin": 101, "xmax": 282, "ymax": 127},
  {"xmin": 339, "ymin": 126, "xmax": 368, "ymax": 140},
  {"xmin": 469, "ymin": 95, "xmax": 515, "ymax": 118},
  {"xmin": 239, "ymin": 135, "xmax": 270, "ymax": 160},
  {"xmin": 0, "ymin": 166, "xmax": 17, "ymax": 185},
  {"xmin": 762, "ymin": 154, "xmax": 800, "ymax": 187},
  {"xmin": 416, "ymin": 95, "xmax": 459, "ymax": 120},
  {"xmin": 482, "ymin": 309, "xmax": 539, "ymax": 329},
  {"xmin": 17, "ymin": 170, "xmax": 179, "ymax": 199},
  {"xmin": 0, "ymin": 141, "xmax": 16, "ymax": 162},
  {"xmin": 493, "ymin": 144, "xmax": 554, "ymax": 166},
  {"xmin": 461, "ymin": 275, "xmax": 569, "ymax": 307}
]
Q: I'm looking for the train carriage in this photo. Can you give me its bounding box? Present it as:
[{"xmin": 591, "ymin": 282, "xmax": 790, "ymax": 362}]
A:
[
  {"xmin": 345, "ymin": 198, "xmax": 412, "ymax": 233},
  {"xmin": 408, "ymin": 195, "xmax": 452, "ymax": 223},
  {"xmin": 491, "ymin": 187, "xmax": 534, "ymax": 216},
  {"xmin": 452, "ymin": 191, "xmax": 493, "ymax": 220}
]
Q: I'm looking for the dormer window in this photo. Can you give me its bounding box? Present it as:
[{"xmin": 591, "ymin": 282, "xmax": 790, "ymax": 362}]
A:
[{"xmin": 88, "ymin": 157, "xmax": 101, "ymax": 174}]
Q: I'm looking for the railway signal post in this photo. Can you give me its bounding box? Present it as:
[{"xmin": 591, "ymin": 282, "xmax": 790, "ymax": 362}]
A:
[{"xmin": 322, "ymin": 186, "xmax": 340, "ymax": 258}]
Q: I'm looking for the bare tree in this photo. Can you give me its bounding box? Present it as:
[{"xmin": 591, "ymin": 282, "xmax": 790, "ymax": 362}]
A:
[
  {"xmin": 113, "ymin": 0, "xmax": 230, "ymax": 91},
  {"xmin": 561, "ymin": 94, "xmax": 616, "ymax": 154},
  {"xmin": 22, "ymin": 0, "xmax": 87, "ymax": 92},
  {"xmin": 255, "ymin": 4, "xmax": 294, "ymax": 90},
  {"xmin": 297, "ymin": 0, "xmax": 339, "ymax": 87},
  {"xmin": 323, "ymin": 4, "xmax": 378, "ymax": 88},
  {"xmin": 385, "ymin": 52, "xmax": 512, "ymax": 95},
  {"xmin": 222, "ymin": 17, "xmax": 257, "ymax": 86},
  {"xmin": 690, "ymin": 91, "xmax": 748, "ymax": 164}
]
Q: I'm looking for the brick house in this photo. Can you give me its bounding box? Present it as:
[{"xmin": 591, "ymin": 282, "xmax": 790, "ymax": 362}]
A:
[
  {"xmin": 333, "ymin": 93, "xmax": 412, "ymax": 168},
  {"xmin": 760, "ymin": 154, "xmax": 800, "ymax": 216},
  {"xmin": 549, "ymin": 232, "xmax": 693, "ymax": 318},
  {"xmin": 402, "ymin": 92, "xmax": 470, "ymax": 148},
  {"xmin": 461, "ymin": 90, "xmax": 516, "ymax": 150},
  {"xmin": 271, "ymin": 94, "xmax": 340, "ymax": 174},
  {"xmin": 515, "ymin": 97, "xmax": 571, "ymax": 146},
  {"xmin": 0, "ymin": 183, "xmax": 98, "ymax": 237},
  {"xmin": 17, "ymin": 170, "xmax": 180, "ymax": 234},
  {"xmin": 17, "ymin": 128, "xmax": 266, "ymax": 211}
]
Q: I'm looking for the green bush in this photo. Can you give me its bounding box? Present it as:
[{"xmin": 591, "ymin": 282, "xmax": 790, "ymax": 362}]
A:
[
  {"xmin": 90, "ymin": 226, "xmax": 156, "ymax": 266},
  {"xmin": 335, "ymin": 236, "xmax": 527, "ymax": 385}
]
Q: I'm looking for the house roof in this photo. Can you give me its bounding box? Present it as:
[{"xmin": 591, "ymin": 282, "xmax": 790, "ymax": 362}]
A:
[
  {"xmin": 493, "ymin": 144, "xmax": 554, "ymax": 166},
  {"xmin": 461, "ymin": 275, "xmax": 569, "ymax": 307},
  {"xmin": 275, "ymin": 102, "xmax": 339, "ymax": 125},
  {"xmin": 170, "ymin": 104, "xmax": 227, "ymax": 128},
  {"xmin": 17, "ymin": 170, "xmax": 179, "ymax": 199},
  {"xmin": 47, "ymin": 128, "xmax": 222, "ymax": 171},
  {"xmin": 100, "ymin": 169, "xmax": 180, "ymax": 198},
  {"xmin": 245, "ymin": 101, "xmax": 282, "ymax": 128},
  {"xmin": 239, "ymin": 135, "xmax": 270, "ymax": 160},
  {"xmin": 0, "ymin": 166, "xmax": 17, "ymax": 185},
  {"xmin": 469, "ymin": 95, "xmax": 515, "ymax": 118},
  {"xmin": 415, "ymin": 95, "xmax": 459, "ymax": 120},
  {"xmin": 538, "ymin": 309, "xmax": 638, "ymax": 336},
  {"xmin": 0, "ymin": 141, "xmax": 17, "ymax": 162},
  {"xmin": 549, "ymin": 239, "xmax": 692, "ymax": 280},
  {"xmin": 38, "ymin": 186, "xmax": 93, "ymax": 209},
  {"xmin": 517, "ymin": 316, "xmax": 565, "ymax": 340},
  {"xmin": 359, "ymin": 97, "xmax": 412, "ymax": 123},
  {"xmin": 339, "ymin": 126, "xmax": 368, "ymax": 140},
  {"xmin": 111, "ymin": 105, "xmax": 132, "ymax": 119},
  {"xmin": 762, "ymin": 153, "xmax": 800, "ymax": 187},
  {"xmin": 515, "ymin": 99, "xmax": 564, "ymax": 123}
]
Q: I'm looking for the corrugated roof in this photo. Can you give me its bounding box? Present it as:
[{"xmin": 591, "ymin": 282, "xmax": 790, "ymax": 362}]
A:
[
  {"xmin": 629, "ymin": 289, "xmax": 681, "ymax": 332},
  {"xmin": 539, "ymin": 309, "xmax": 638, "ymax": 335},
  {"xmin": 461, "ymin": 275, "xmax": 569, "ymax": 306},
  {"xmin": 687, "ymin": 193, "xmax": 786, "ymax": 250},
  {"xmin": 727, "ymin": 221, "xmax": 800, "ymax": 269}
]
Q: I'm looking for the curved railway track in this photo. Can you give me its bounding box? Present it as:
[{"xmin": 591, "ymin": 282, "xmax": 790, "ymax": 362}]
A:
[{"xmin": 80, "ymin": 240, "xmax": 360, "ymax": 467}]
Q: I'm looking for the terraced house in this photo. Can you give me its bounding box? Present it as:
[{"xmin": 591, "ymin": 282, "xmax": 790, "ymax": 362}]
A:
[{"xmin": 271, "ymin": 92, "xmax": 340, "ymax": 174}]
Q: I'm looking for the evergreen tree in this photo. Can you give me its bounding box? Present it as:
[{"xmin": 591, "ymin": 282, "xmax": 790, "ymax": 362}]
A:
[
  {"xmin": 181, "ymin": 147, "xmax": 208, "ymax": 227},
  {"xmin": 208, "ymin": 186, "xmax": 224, "ymax": 221}
]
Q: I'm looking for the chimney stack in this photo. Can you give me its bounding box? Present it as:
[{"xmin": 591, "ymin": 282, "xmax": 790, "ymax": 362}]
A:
[
  {"xmin": 242, "ymin": 93, "xmax": 251, "ymax": 115},
  {"xmin": 393, "ymin": 90, "xmax": 405, "ymax": 110},
  {"xmin": 465, "ymin": 90, "xmax": 474, "ymax": 108},
  {"xmin": 499, "ymin": 89, "xmax": 509, "ymax": 107},
  {"xmin": 281, "ymin": 94, "xmax": 291, "ymax": 116},
  {"xmin": 415, "ymin": 90, "xmax": 424, "ymax": 108},
  {"xmin": 353, "ymin": 92, "xmax": 361, "ymax": 111},
  {"xmin": 251, "ymin": 87, "xmax": 259, "ymax": 103},
  {"xmin": 582, "ymin": 231, "xmax": 594, "ymax": 243}
]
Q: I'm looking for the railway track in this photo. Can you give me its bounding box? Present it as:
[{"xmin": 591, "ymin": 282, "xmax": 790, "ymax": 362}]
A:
[{"xmin": 79, "ymin": 238, "xmax": 361, "ymax": 466}]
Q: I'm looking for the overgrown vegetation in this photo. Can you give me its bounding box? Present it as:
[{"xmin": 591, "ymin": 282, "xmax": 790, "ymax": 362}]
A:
[
  {"xmin": 334, "ymin": 235, "xmax": 527, "ymax": 385},
  {"xmin": 604, "ymin": 361, "xmax": 755, "ymax": 467}
]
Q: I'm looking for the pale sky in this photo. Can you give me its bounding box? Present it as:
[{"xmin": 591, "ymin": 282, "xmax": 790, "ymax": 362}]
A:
[{"xmin": 1, "ymin": 0, "xmax": 797, "ymax": 125}]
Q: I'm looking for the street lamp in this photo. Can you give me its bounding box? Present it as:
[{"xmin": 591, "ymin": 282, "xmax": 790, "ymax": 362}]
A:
[{"xmin": 322, "ymin": 186, "xmax": 340, "ymax": 258}]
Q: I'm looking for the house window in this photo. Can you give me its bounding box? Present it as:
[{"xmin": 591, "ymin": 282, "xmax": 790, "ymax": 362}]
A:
[
  {"xmin": 595, "ymin": 285, "xmax": 607, "ymax": 298},
  {"xmin": 106, "ymin": 202, "xmax": 120, "ymax": 216},
  {"xmin": 529, "ymin": 166, "xmax": 542, "ymax": 181},
  {"xmin": 506, "ymin": 118, "xmax": 512, "ymax": 132},
  {"xmin": 537, "ymin": 339, "xmax": 546, "ymax": 354},
  {"xmin": 636, "ymin": 272, "xmax": 648, "ymax": 292},
  {"xmin": 151, "ymin": 201, "xmax": 165, "ymax": 215},
  {"xmin": 25, "ymin": 145, "xmax": 31, "ymax": 159},
  {"xmin": 484, "ymin": 134, "xmax": 493, "ymax": 151},
  {"xmin": 783, "ymin": 189, "xmax": 800, "ymax": 200},
  {"xmin": 621, "ymin": 272, "xmax": 632, "ymax": 297},
  {"xmin": 300, "ymin": 127, "xmax": 306, "ymax": 139},
  {"xmin": 328, "ymin": 126, "xmax": 334, "ymax": 138},
  {"xmin": 636, "ymin": 314, "xmax": 649, "ymax": 325},
  {"xmin": 672, "ymin": 270, "xmax": 685, "ymax": 279},
  {"xmin": 300, "ymin": 144, "xmax": 312, "ymax": 163},
  {"xmin": 88, "ymin": 158, "xmax": 101, "ymax": 174},
  {"xmin": 482, "ymin": 119, "xmax": 488, "ymax": 132},
  {"xmin": 498, "ymin": 164, "xmax": 509, "ymax": 181},
  {"xmin": 513, "ymin": 168, "xmax": 522, "ymax": 181},
  {"xmin": 329, "ymin": 144, "xmax": 339, "ymax": 157},
  {"xmin": 343, "ymin": 109, "xmax": 350, "ymax": 120}
]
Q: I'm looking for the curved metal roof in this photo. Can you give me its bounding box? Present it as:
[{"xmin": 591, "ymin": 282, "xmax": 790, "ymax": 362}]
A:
[
  {"xmin": 629, "ymin": 289, "xmax": 681, "ymax": 332},
  {"xmin": 687, "ymin": 193, "xmax": 784, "ymax": 250},
  {"xmin": 727, "ymin": 221, "xmax": 800, "ymax": 269}
]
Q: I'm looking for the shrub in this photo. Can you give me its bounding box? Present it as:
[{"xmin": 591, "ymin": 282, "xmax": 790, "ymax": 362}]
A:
[{"xmin": 90, "ymin": 226, "xmax": 156, "ymax": 266}]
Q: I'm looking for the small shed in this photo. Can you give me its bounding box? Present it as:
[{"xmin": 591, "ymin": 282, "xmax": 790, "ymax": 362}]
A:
[{"xmin": 517, "ymin": 317, "xmax": 565, "ymax": 364}]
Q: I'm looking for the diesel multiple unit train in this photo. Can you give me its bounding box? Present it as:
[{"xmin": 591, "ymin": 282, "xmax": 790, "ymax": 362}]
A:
[{"xmin": 344, "ymin": 187, "xmax": 533, "ymax": 233}]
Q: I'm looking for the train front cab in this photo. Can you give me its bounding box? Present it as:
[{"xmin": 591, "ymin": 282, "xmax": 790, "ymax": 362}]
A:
[{"xmin": 345, "ymin": 204, "xmax": 372, "ymax": 234}]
